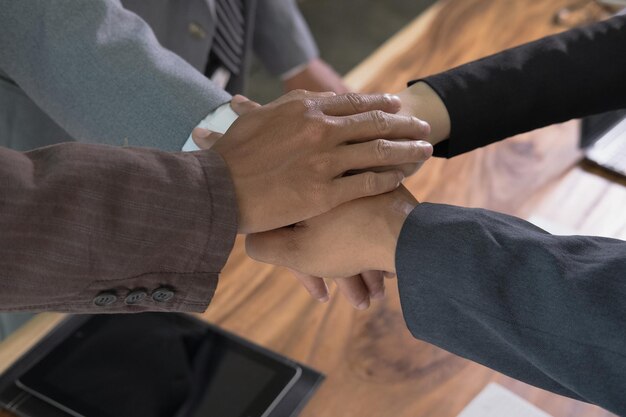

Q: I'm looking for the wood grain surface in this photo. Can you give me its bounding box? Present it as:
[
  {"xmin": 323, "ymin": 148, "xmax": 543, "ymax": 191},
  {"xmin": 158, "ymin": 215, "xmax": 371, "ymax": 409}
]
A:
[
  {"xmin": 204, "ymin": 1, "xmax": 623, "ymax": 416},
  {"xmin": 1, "ymin": 1, "xmax": 624, "ymax": 416}
]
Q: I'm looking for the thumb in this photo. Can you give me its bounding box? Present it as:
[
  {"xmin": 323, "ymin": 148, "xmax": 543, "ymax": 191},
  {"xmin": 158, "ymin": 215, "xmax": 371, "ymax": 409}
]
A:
[
  {"xmin": 230, "ymin": 94, "xmax": 261, "ymax": 115},
  {"xmin": 192, "ymin": 128, "xmax": 223, "ymax": 149},
  {"xmin": 245, "ymin": 227, "xmax": 300, "ymax": 266}
]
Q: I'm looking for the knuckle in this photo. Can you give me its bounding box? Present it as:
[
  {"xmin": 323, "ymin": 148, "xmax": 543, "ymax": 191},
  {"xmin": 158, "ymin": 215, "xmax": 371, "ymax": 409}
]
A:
[
  {"xmin": 310, "ymin": 115, "xmax": 337, "ymax": 141},
  {"xmin": 362, "ymin": 172, "xmax": 379, "ymax": 195},
  {"xmin": 372, "ymin": 110, "xmax": 391, "ymax": 135},
  {"xmin": 375, "ymin": 139, "xmax": 393, "ymax": 162},
  {"xmin": 345, "ymin": 92, "xmax": 367, "ymax": 113},
  {"xmin": 301, "ymin": 98, "xmax": 317, "ymax": 110}
]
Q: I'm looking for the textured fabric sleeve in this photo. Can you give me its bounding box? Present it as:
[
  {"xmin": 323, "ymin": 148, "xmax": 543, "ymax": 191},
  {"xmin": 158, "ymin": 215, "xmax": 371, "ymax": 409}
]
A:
[
  {"xmin": 0, "ymin": 143, "xmax": 238, "ymax": 313},
  {"xmin": 395, "ymin": 203, "xmax": 626, "ymax": 415},
  {"xmin": 252, "ymin": 0, "xmax": 319, "ymax": 76},
  {"xmin": 411, "ymin": 15, "xmax": 626, "ymax": 158},
  {"xmin": 0, "ymin": 0, "xmax": 231, "ymax": 151}
]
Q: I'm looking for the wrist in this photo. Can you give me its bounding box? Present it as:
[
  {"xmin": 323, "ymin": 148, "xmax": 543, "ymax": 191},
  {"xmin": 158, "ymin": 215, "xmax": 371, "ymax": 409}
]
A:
[
  {"xmin": 397, "ymin": 81, "xmax": 451, "ymax": 146},
  {"xmin": 376, "ymin": 190, "xmax": 419, "ymax": 273}
]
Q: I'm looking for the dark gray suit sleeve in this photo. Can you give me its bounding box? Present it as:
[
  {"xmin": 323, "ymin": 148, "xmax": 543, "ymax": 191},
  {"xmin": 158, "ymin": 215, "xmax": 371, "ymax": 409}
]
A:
[
  {"xmin": 0, "ymin": 0, "xmax": 231, "ymax": 151},
  {"xmin": 414, "ymin": 15, "xmax": 626, "ymax": 158},
  {"xmin": 396, "ymin": 203, "xmax": 626, "ymax": 415}
]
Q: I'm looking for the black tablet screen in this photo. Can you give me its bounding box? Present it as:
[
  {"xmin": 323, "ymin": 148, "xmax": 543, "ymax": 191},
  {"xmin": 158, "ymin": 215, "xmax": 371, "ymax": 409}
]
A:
[{"xmin": 18, "ymin": 314, "xmax": 299, "ymax": 417}]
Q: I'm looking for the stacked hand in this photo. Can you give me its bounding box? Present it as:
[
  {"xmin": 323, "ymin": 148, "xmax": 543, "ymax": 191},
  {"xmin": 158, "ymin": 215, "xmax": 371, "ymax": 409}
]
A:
[
  {"xmin": 196, "ymin": 89, "xmax": 434, "ymax": 309},
  {"xmin": 246, "ymin": 185, "xmax": 419, "ymax": 304}
]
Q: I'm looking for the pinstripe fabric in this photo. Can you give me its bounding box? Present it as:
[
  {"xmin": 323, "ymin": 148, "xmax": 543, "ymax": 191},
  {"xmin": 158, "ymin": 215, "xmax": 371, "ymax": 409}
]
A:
[
  {"xmin": 213, "ymin": 0, "xmax": 245, "ymax": 75},
  {"xmin": 0, "ymin": 143, "xmax": 238, "ymax": 313}
]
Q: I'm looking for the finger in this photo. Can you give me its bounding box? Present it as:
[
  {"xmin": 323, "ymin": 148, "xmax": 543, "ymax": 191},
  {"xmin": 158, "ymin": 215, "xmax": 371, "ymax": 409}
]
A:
[
  {"xmin": 334, "ymin": 140, "xmax": 433, "ymax": 176},
  {"xmin": 332, "ymin": 170, "xmax": 404, "ymax": 206},
  {"xmin": 191, "ymin": 128, "xmax": 223, "ymax": 149},
  {"xmin": 271, "ymin": 89, "xmax": 337, "ymax": 106},
  {"xmin": 318, "ymin": 93, "xmax": 401, "ymax": 116},
  {"xmin": 230, "ymin": 94, "xmax": 261, "ymax": 115},
  {"xmin": 383, "ymin": 272, "xmax": 397, "ymax": 279},
  {"xmin": 290, "ymin": 269, "xmax": 329, "ymax": 302},
  {"xmin": 246, "ymin": 229, "xmax": 292, "ymax": 265},
  {"xmin": 335, "ymin": 276, "xmax": 371, "ymax": 310},
  {"xmin": 361, "ymin": 270, "xmax": 386, "ymax": 300},
  {"xmin": 332, "ymin": 112, "xmax": 431, "ymax": 144},
  {"xmin": 359, "ymin": 162, "xmax": 425, "ymax": 177}
]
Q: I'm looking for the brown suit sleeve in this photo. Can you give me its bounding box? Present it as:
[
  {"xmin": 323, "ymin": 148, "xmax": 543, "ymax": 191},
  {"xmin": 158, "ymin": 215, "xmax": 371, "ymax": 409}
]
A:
[{"xmin": 0, "ymin": 143, "xmax": 238, "ymax": 313}]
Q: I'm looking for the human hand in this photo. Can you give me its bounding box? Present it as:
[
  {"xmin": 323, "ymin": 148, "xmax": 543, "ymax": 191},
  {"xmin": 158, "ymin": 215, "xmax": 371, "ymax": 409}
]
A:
[
  {"xmin": 246, "ymin": 185, "xmax": 419, "ymax": 281},
  {"xmin": 288, "ymin": 268, "xmax": 394, "ymax": 310},
  {"xmin": 191, "ymin": 96, "xmax": 261, "ymax": 149},
  {"xmin": 396, "ymin": 82, "xmax": 451, "ymax": 146},
  {"xmin": 211, "ymin": 91, "xmax": 431, "ymax": 233},
  {"xmin": 283, "ymin": 58, "xmax": 350, "ymax": 94}
]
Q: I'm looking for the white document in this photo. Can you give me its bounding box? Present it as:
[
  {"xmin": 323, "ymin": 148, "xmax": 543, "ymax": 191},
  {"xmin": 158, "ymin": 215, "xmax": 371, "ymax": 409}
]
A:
[
  {"xmin": 457, "ymin": 383, "xmax": 553, "ymax": 417},
  {"xmin": 182, "ymin": 103, "xmax": 239, "ymax": 152}
]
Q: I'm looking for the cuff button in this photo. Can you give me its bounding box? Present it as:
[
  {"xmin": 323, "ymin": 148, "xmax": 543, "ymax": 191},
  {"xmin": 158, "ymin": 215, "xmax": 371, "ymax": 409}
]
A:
[
  {"xmin": 125, "ymin": 290, "xmax": 147, "ymax": 305},
  {"xmin": 93, "ymin": 292, "xmax": 117, "ymax": 307},
  {"xmin": 152, "ymin": 288, "xmax": 175, "ymax": 303}
]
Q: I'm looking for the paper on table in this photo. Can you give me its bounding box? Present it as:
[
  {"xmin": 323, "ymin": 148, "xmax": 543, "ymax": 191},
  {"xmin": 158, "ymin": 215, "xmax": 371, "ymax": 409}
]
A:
[{"xmin": 457, "ymin": 383, "xmax": 553, "ymax": 417}]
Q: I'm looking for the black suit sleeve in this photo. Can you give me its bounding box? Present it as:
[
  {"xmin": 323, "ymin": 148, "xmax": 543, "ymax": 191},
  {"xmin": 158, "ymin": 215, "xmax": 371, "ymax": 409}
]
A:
[
  {"xmin": 412, "ymin": 15, "xmax": 626, "ymax": 158},
  {"xmin": 396, "ymin": 203, "xmax": 626, "ymax": 415}
]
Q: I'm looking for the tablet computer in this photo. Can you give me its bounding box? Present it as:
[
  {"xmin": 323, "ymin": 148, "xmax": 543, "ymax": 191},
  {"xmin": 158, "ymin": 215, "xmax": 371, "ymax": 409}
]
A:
[{"xmin": 11, "ymin": 314, "xmax": 312, "ymax": 417}]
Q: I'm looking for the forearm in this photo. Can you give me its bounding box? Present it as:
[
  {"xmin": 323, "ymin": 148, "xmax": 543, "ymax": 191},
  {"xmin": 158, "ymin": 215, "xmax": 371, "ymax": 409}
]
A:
[
  {"xmin": 282, "ymin": 58, "xmax": 350, "ymax": 94},
  {"xmin": 0, "ymin": 0, "xmax": 230, "ymax": 151},
  {"xmin": 0, "ymin": 144, "xmax": 237, "ymax": 313},
  {"xmin": 401, "ymin": 15, "xmax": 626, "ymax": 157},
  {"xmin": 395, "ymin": 203, "xmax": 626, "ymax": 415}
]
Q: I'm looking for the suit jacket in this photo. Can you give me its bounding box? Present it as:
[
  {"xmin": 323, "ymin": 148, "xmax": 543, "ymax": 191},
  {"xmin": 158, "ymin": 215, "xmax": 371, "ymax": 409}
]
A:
[
  {"xmin": 398, "ymin": 15, "xmax": 626, "ymax": 415},
  {"xmin": 0, "ymin": 143, "xmax": 237, "ymax": 314},
  {"xmin": 0, "ymin": 0, "xmax": 316, "ymax": 321},
  {"xmin": 0, "ymin": 0, "xmax": 317, "ymax": 152}
]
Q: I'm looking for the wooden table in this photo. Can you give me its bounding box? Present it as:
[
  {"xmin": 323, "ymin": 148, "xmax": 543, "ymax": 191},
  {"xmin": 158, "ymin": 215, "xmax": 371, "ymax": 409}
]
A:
[{"xmin": 1, "ymin": 1, "xmax": 624, "ymax": 416}]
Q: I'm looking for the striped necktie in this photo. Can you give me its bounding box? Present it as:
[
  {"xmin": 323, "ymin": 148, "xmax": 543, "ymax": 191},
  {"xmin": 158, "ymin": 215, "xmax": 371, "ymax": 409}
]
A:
[{"xmin": 212, "ymin": 0, "xmax": 245, "ymax": 76}]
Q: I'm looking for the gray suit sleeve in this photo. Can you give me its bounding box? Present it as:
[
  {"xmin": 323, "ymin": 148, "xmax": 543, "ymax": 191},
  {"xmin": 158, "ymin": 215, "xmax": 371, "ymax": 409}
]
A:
[
  {"xmin": 252, "ymin": 0, "xmax": 319, "ymax": 76},
  {"xmin": 396, "ymin": 203, "xmax": 626, "ymax": 415},
  {"xmin": 0, "ymin": 0, "xmax": 231, "ymax": 151}
]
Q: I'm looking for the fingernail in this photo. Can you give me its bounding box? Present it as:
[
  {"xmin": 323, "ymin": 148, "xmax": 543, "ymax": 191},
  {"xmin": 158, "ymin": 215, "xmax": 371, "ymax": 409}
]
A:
[
  {"xmin": 318, "ymin": 294, "xmax": 330, "ymax": 303},
  {"xmin": 356, "ymin": 299, "xmax": 370, "ymax": 310},
  {"xmin": 231, "ymin": 94, "xmax": 247, "ymax": 103},
  {"xmin": 195, "ymin": 128, "xmax": 212, "ymax": 139},
  {"xmin": 384, "ymin": 94, "xmax": 401, "ymax": 107},
  {"xmin": 421, "ymin": 122, "xmax": 431, "ymax": 137},
  {"xmin": 418, "ymin": 141, "xmax": 433, "ymax": 158}
]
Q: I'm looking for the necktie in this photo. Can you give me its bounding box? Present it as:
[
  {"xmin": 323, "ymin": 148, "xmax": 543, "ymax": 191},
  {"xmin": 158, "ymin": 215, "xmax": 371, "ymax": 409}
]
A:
[{"xmin": 212, "ymin": 0, "xmax": 245, "ymax": 76}]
